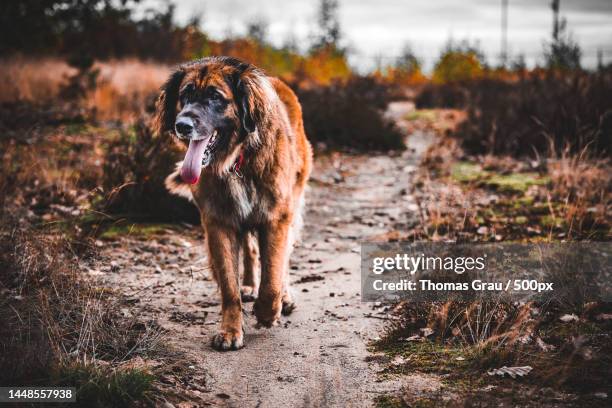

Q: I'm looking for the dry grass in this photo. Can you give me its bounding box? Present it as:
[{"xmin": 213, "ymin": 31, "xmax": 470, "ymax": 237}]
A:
[
  {"xmin": 410, "ymin": 134, "xmax": 611, "ymax": 242},
  {"xmin": 1, "ymin": 126, "xmax": 107, "ymax": 228},
  {"xmin": 0, "ymin": 57, "xmax": 76, "ymax": 103},
  {"xmin": 0, "ymin": 216, "xmax": 166, "ymax": 385},
  {"xmin": 377, "ymin": 296, "xmax": 612, "ymax": 397},
  {"xmin": 382, "ymin": 300, "xmax": 536, "ymax": 351},
  {"xmin": 88, "ymin": 60, "xmax": 170, "ymax": 121},
  {"xmin": 0, "ymin": 57, "xmax": 169, "ymax": 121},
  {"xmin": 547, "ymin": 147, "xmax": 611, "ymax": 239}
]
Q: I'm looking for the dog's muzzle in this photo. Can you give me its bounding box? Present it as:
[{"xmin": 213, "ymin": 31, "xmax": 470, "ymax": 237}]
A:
[{"xmin": 175, "ymin": 119, "xmax": 194, "ymax": 139}]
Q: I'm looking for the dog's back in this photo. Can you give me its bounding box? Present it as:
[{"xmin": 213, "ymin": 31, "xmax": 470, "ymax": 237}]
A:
[{"xmin": 269, "ymin": 77, "xmax": 312, "ymax": 200}]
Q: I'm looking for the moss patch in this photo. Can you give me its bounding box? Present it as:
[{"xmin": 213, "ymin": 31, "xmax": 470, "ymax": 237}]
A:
[
  {"xmin": 374, "ymin": 339, "xmax": 473, "ymax": 376},
  {"xmin": 375, "ymin": 394, "xmax": 405, "ymax": 408},
  {"xmin": 99, "ymin": 222, "xmax": 180, "ymax": 240},
  {"xmin": 486, "ymin": 172, "xmax": 549, "ymax": 193},
  {"xmin": 450, "ymin": 162, "xmax": 483, "ymax": 183},
  {"xmin": 450, "ymin": 161, "xmax": 549, "ymax": 193}
]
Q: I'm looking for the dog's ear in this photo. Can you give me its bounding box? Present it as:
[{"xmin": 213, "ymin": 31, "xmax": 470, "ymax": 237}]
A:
[
  {"xmin": 153, "ymin": 69, "xmax": 185, "ymax": 135},
  {"xmin": 235, "ymin": 68, "xmax": 271, "ymax": 134}
]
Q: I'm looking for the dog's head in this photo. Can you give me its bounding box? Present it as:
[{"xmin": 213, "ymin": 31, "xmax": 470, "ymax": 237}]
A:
[{"xmin": 154, "ymin": 56, "xmax": 274, "ymax": 184}]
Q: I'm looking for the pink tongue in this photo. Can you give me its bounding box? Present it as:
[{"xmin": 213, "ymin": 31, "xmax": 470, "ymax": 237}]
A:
[{"xmin": 180, "ymin": 139, "xmax": 207, "ymax": 184}]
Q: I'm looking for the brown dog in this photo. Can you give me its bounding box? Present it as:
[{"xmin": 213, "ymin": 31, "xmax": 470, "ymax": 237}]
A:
[{"xmin": 154, "ymin": 57, "xmax": 312, "ymax": 350}]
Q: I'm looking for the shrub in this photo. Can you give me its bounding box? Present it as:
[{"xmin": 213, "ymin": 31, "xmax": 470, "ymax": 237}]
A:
[
  {"xmin": 295, "ymin": 76, "xmax": 405, "ymax": 151},
  {"xmin": 415, "ymin": 82, "xmax": 469, "ymax": 109},
  {"xmin": 455, "ymin": 71, "xmax": 612, "ymax": 157},
  {"xmin": 101, "ymin": 120, "xmax": 199, "ymax": 223},
  {"xmin": 432, "ymin": 40, "xmax": 486, "ymax": 84}
]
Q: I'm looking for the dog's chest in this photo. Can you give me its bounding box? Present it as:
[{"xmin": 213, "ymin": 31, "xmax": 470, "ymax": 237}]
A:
[
  {"xmin": 200, "ymin": 176, "xmax": 271, "ymax": 225},
  {"xmin": 227, "ymin": 178, "xmax": 255, "ymax": 220}
]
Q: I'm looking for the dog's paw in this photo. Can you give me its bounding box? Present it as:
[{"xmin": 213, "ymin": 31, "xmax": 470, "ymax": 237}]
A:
[
  {"xmin": 254, "ymin": 317, "xmax": 280, "ymax": 329},
  {"xmin": 281, "ymin": 299, "xmax": 297, "ymax": 316},
  {"xmin": 211, "ymin": 329, "xmax": 244, "ymax": 351},
  {"xmin": 253, "ymin": 298, "xmax": 281, "ymax": 328},
  {"xmin": 281, "ymin": 290, "xmax": 296, "ymax": 316},
  {"xmin": 240, "ymin": 285, "xmax": 257, "ymax": 302}
]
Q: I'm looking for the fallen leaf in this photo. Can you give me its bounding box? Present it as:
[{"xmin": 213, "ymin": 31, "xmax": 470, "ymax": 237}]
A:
[
  {"xmin": 420, "ymin": 327, "xmax": 434, "ymax": 337},
  {"xmin": 559, "ymin": 314, "xmax": 579, "ymax": 322},
  {"xmin": 536, "ymin": 337, "xmax": 555, "ymax": 352},
  {"xmin": 404, "ymin": 335, "xmax": 422, "ymax": 342},
  {"xmin": 487, "ymin": 366, "xmax": 532, "ymax": 378}
]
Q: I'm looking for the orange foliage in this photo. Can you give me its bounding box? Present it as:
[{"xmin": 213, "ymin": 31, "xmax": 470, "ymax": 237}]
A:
[
  {"xmin": 300, "ymin": 46, "xmax": 351, "ymax": 85},
  {"xmin": 377, "ymin": 66, "xmax": 427, "ymax": 86},
  {"xmin": 195, "ymin": 39, "xmax": 350, "ymax": 86}
]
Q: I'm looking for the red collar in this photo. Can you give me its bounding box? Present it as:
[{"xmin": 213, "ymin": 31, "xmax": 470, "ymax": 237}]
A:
[{"xmin": 231, "ymin": 150, "xmax": 245, "ymax": 178}]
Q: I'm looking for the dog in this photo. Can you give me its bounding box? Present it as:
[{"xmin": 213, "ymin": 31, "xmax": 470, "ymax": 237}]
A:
[{"xmin": 154, "ymin": 56, "xmax": 312, "ymax": 350}]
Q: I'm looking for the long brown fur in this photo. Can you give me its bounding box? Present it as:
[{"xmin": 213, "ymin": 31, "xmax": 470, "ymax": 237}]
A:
[{"xmin": 155, "ymin": 57, "xmax": 312, "ymax": 350}]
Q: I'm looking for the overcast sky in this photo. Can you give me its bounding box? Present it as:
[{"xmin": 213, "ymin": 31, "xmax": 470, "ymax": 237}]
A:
[{"xmin": 142, "ymin": 0, "xmax": 612, "ymax": 71}]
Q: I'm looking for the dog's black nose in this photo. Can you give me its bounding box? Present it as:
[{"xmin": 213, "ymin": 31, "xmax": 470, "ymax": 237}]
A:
[{"xmin": 175, "ymin": 121, "xmax": 193, "ymax": 136}]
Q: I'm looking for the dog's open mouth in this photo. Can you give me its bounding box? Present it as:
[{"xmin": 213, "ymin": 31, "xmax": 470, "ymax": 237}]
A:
[{"xmin": 180, "ymin": 130, "xmax": 219, "ymax": 184}]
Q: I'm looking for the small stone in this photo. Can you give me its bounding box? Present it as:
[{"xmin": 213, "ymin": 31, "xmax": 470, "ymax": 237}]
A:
[{"xmin": 477, "ymin": 226, "xmax": 489, "ymax": 235}]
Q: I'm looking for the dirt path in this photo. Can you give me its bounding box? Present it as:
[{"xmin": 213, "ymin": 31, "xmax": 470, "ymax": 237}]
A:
[{"xmin": 100, "ymin": 103, "xmax": 436, "ymax": 407}]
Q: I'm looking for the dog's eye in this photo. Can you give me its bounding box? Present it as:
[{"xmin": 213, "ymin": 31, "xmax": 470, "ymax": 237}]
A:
[
  {"xmin": 180, "ymin": 84, "xmax": 195, "ymax": 103},
  {"xmin": 206, "ymin": 89, "xmax": 223, "ymax": 101}
]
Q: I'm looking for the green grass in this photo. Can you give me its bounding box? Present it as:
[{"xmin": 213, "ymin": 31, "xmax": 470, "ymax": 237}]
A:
[
  {"xmin": 55, "ymin": 363, "xmax": 154, "ymax": 408},
  {"xmin": 404, "ymin": 109, "xmax": 438, "ymax": 123}
]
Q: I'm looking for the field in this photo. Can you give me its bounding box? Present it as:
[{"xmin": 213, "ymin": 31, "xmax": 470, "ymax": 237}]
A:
[
  {"xmin": 1, "ymin": 1, "xmax": 611, "ymax": 406},
  {"xmin": 1, "ymin": 57, "xmax": 610, "ymax": 406}
]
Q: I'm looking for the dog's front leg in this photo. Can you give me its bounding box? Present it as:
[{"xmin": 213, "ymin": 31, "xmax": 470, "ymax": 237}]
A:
[
  {"xmin": 205, "ymin": 222, "xmax": 244, "ymax": 351},
  {"xmin": 254, "ymin": 217, "xmax": 290, "ymax": 327},
  {"xmin": 240, "ymin": 232, "xmax": 259, "ymax": 302}
]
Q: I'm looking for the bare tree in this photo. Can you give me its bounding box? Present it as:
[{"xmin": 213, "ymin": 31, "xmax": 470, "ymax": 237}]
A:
[
  {"xmin": 246, "ymin": 16, "xmax": 269, "ymax": 45},
  {"xmin": 310, "ymin": 0, "xmax": 343, "ymax": 54}
]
